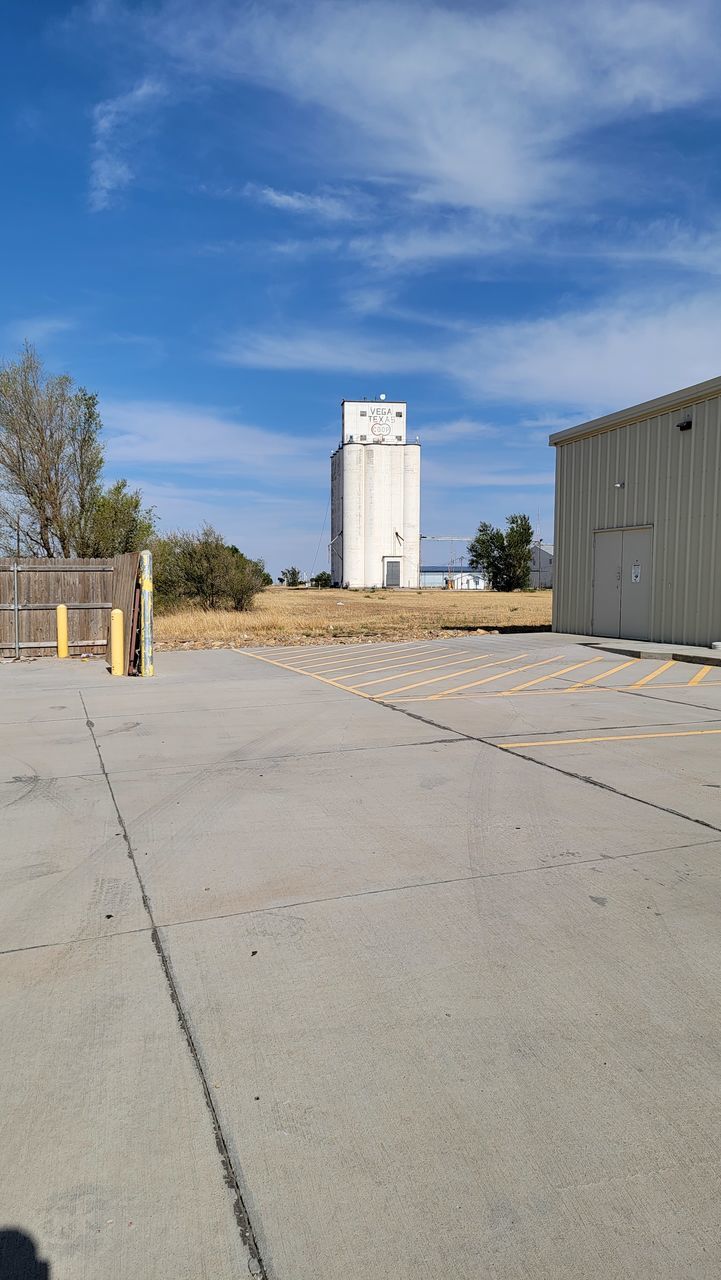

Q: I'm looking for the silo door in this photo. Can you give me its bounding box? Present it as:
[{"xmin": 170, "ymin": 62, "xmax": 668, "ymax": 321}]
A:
[
  {"xmin": 592, "ymin": 530, "xmax": 623, "ymax": 636},
  {"xmin": 384, "ymin": 559, "xmax": 401, "ymax": 587}
]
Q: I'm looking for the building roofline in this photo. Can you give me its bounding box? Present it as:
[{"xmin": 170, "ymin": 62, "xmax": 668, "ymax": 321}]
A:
[{"xmin": 548, "ymin": 373, "xmax": 721, "ymax": 447}]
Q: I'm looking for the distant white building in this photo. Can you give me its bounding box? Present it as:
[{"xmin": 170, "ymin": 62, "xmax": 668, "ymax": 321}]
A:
[
  {"xmin": 531, "ymin": 543, "xmax": 554, "ymax": 589},
  {"xmin": 420, "ymin": 565, "xmax": 486, "ymax": 589},
  {"xmin": 330, "ymin": 399, "xmax": 421, "ymax": 588}
]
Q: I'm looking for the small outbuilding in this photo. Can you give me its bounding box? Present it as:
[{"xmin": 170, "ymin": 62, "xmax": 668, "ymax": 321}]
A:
[
  {"xmin": 419, "ymin": 565, "xmax": 486, "ymax": 589},
  {"xmin": 550, "ymin": 376, "xmax": 721, "ymax": 645},
  {"xmin": 530, "ymin": 542, "xmax": 554, "ymax": 590}
]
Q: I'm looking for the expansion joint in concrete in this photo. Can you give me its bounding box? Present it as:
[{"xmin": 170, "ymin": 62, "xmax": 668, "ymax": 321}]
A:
[{"xmin": 78, "ymin": 691, "xmax": 268, "ymax": 1280}]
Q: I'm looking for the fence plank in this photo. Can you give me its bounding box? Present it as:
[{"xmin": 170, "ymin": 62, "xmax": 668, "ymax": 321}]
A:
[
  {"xmin": 108, "ymin": 553, "xmax": 141, "ymax": 675},
  {"xmin": 0, "ymin": 558, "xmax": 114, "ymax": 656}
]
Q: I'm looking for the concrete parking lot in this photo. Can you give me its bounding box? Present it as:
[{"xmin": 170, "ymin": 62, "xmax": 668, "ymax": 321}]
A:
[{"xmin": 2, "ymin": 633, "xmax": 721, "ymax": 1278}]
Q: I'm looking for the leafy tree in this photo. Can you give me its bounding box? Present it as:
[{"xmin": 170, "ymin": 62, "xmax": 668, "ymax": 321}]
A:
[
  {"xmin": 151, "ymin": 535, "xmax": 185, "ymax": 609},
  {"xmin": 311, "ymin": 570, "xmax": 332, "ymax": 588},
  {"xmin": 82, "ymin": 479, "xmax": 157, "ymax": 557},
  {"xmin": 0, "ymin": 344, "xmax": 104, "ymax": 556},
  {"xmin": 225, "ymin": 549, "xmax": 269, "ymax": 611},
  {"xmin": 279, "ymin": 566, "xmax": 302, "ymax": 586},
  {"xmin": 468, "ymin": 513, "xmax": 533, "ymax": 590},
  {"xmin": 467, "ymin": 522, "xmax": 506, "ymax": 589},
  {"xmin": 68, "ymin": 390, "xmax": 105, "ymax": 557},
  {"xmin": 152, "ymin": 526, "xmax": 269, "ymax": 612},
  {"xmin": 0, "ymin": 343, "xmax": 155, "ymax": 560},
  {"xmin": 174, "ymin": 524, "xmax": 231, "ymax": 609},
  {"xmin": 503, "ymin": 513, "xmax": 534, "ymax": 590}
]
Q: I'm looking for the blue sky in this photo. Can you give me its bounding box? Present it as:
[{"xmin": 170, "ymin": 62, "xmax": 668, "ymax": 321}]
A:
[{"xmin": 3, "ymin": 0, "xmax": 721, "ymax": 575}]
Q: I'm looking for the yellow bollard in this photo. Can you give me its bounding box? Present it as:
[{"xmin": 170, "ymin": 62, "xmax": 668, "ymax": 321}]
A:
[
  {"xmin": 56, "ymin": 604, "xmax": 69, "ymax": 659},
  {"xmin": 110, "ymin": 608, "xmax": 125, "ymax": 677}
]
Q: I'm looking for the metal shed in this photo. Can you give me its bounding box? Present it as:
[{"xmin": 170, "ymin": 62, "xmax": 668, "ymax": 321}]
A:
[{"xmin": 550, "ymin": 375, "xmax": 721, "ymax": 645}]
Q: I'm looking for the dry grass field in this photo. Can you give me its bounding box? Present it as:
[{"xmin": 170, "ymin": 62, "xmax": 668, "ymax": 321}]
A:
[{"xmin": 155, "ymin": 587, "xmax": 552, "ymax": 649}]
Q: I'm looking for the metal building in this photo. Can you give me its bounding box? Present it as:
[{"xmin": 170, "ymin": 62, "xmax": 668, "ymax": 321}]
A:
[
  {"xmin": 330, "ymin": 399, "xmax": 421, "ymax": 588},
  {"xmin": 530, "ymin": 542, "xmax": 554, "ymax": 590},
  {"xmin": 550, "ymin": 376, "xmax": 721, "ymax": 644},
  {"xmin": 419, "ymin": 565, "xmax": 486, "ymax": 589}
]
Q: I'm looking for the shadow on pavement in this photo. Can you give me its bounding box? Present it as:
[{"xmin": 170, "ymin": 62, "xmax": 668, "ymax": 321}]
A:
[{"xmin": 0, "ymin": 1229, "xmax": 50, "ymax": 1278}]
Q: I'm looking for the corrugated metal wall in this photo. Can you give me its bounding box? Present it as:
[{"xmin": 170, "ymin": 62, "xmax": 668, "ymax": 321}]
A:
[{"xmin": 553, "ymin": 392, "xmax": 721, "ymax": 644}]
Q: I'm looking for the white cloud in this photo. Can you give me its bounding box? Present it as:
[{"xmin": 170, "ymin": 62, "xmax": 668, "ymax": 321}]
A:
[
  {"xmin": 143, "ymin": 0, "xmax": 721, "ymax": 215},
  {"xmin": 217, "ymin": 328, "xmax": 434, "ymax": 375},
  {"xmin": 419, "ymin": 419, "xmax": 500, "ymax": 445},
  {"xmin": 349, "ymin": 219, "xmax": 530, "ymax": 270},
  {"xmin": 244, "ymin": 183, "xmax": 359, "ymax": 221},
  {"xmin": 217, "ymin": 284, "xmax": 721, "ymax": 416},
  {"xmin": 423, "ymin": 460, "xmax": 554, "ymax": 488},
  {"xmin": 4, "ymin": 315, "xmax": 76, "ymax": 345},
  {"xmin": 593, "ymin": 221, "xmax": 721, "ymax": 276},
  {"xmin": 103, "ymin": 398, "xmax": 330, "ymax": 481},
  {"xmin": 131, "ymin": 478, "xmax": 330, "ymax": 573},
  {"xmin": 90, "ymin": 77, "xmax": 166, "ymax": 211},
  {"xmin": 453, "ymin": 288, "xmax": 721, "ymax": 408}
]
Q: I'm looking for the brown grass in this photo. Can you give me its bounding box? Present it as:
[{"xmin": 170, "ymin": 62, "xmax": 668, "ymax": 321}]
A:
[{"xmin": 155, "ymin": 586, "xmax": 552, "ymax": 649}]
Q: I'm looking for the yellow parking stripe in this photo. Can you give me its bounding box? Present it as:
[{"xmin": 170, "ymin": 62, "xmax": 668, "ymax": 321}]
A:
[
  {"xmin": 235, "ymin": 648, "xmax": 372, "ymax": 697},
  {"xmin": 629, "ymin": 659, "xmax": 676, "ymax": 689},
  {"xmin": 297, "ymin": 643, "xmax": 447, "ymax": 671},
  {"xmin": 566, "ymin": 658, "xmax": 638, "ymax": 690},
  {"xmin": 429, "ymin": 655, "xmax": 562, "ymax": 699},
  {"xmin": 350, "ymin": 655, "xmax": 496, "ymax": 686},
  {"xmin": 500, "ymin": 727, "xmax": 721, "ymax": 749},
  {"xmin": 372, "ymin": 653, "xmax": 529, "ymax": 699},
  {"xmin": 293, "ymin": 640, "xmax": 435, "ymax": 670},
  {"xmin": 327, "ymin": 651, "xmax": 480, "ymax": 684},
  {"xmin": 392, "ymin": 680, "xmax": 721, "ymax": 702},
  {"xmin": 500, "ymin": 656, "xmax": 603, "ymax": 693},
  {"xmin": 689, "ymin": 665, "xmax": 712, "ymax": 686}
]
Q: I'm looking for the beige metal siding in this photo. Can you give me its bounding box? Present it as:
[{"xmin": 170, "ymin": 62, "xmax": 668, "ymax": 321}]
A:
[{"xmin": 553, "ymin": 393, "xmax": 721, "ymax": 644}]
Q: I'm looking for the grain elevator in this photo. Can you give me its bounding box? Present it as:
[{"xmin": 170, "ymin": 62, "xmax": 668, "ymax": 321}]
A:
[{"xmin": 330, "ymin": 399, "xmax": 421, "ymax": 588}]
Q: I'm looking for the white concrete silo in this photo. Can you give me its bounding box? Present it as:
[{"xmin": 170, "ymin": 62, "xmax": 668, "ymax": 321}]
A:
[{"xmin": 330, "ymin": 399, "xmax": 421, "ymax": 589}]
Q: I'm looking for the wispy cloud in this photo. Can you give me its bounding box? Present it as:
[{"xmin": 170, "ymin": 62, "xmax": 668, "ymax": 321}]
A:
[
  {"xmin": 143, "ymin": 0, "xmax": 721, "ymax": 215},
  {"xmin": 423, "ymin": 460, "xmax": 555, "ymax": 488},
  {"xmin": 244, "ymin": 183, "xmax": 360, "ymax": 221},
  {"xmin": 103, "ymin": 398, "xmax": 329, "ymax": 482},
  {"xmin": 132, "ymin": 478, "xmax": 330, "ymax": 570},
  {"xmin": 217, "ymin": 282, "xmax": 721, "ymax": 415},
  {"xmin": 3, "ymin": 315, "xmax": 76, "ymax": 346},
  {"xmin": 419, "ymin": 419, "xmax": 500, "ymax": 445},
  {"xmin": 90, "ymin": 77, "xmax": 166, "ymax": 211},
  {"xmin": 349, "ymin": 218, "xmax": 532, "ymax": 271},
  {"xmin": 217, "ymin": 328, "xmax": 435, "ymax": 375},
  {"xmin": 452, "ymin": 288, "xmax": 721, "ymax": 408}
]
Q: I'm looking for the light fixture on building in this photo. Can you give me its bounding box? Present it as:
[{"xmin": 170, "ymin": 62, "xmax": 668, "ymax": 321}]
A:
[{"xmin": 613, "ymin": 481, "xmax": 625, "ymax": 489}]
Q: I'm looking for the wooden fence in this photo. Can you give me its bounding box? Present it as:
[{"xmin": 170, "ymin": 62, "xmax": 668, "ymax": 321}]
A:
[{"xmin": 0, "ymin": 554, "xmax": 140, "ymax": 663}]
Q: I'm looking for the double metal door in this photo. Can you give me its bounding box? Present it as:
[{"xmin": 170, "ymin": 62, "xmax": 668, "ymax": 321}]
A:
[{"xmin": 592, "ymin": 527, "xmax": 652, "ymax": 639}]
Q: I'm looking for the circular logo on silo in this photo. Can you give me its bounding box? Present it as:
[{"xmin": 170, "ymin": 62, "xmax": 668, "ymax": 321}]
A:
[{"xmin": 371, "ymin": 422, "xmax": 391, "ymax": 436}]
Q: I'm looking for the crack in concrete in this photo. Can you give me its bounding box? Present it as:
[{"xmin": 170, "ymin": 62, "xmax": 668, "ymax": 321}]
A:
[
  {"xmin": 3, "ymin": 831, "xmax": 719, "ymax": 961},
  {"xmin": 235, "ymin": 649, "xmax": 721, "ymax": 838},
  {"xmin": 78, "ymin": 691, "xmax": 267, "ymax": 1280},
  {"xmin": 376, "ymin": 698, "xmax": 721, "ymax": 835}
]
